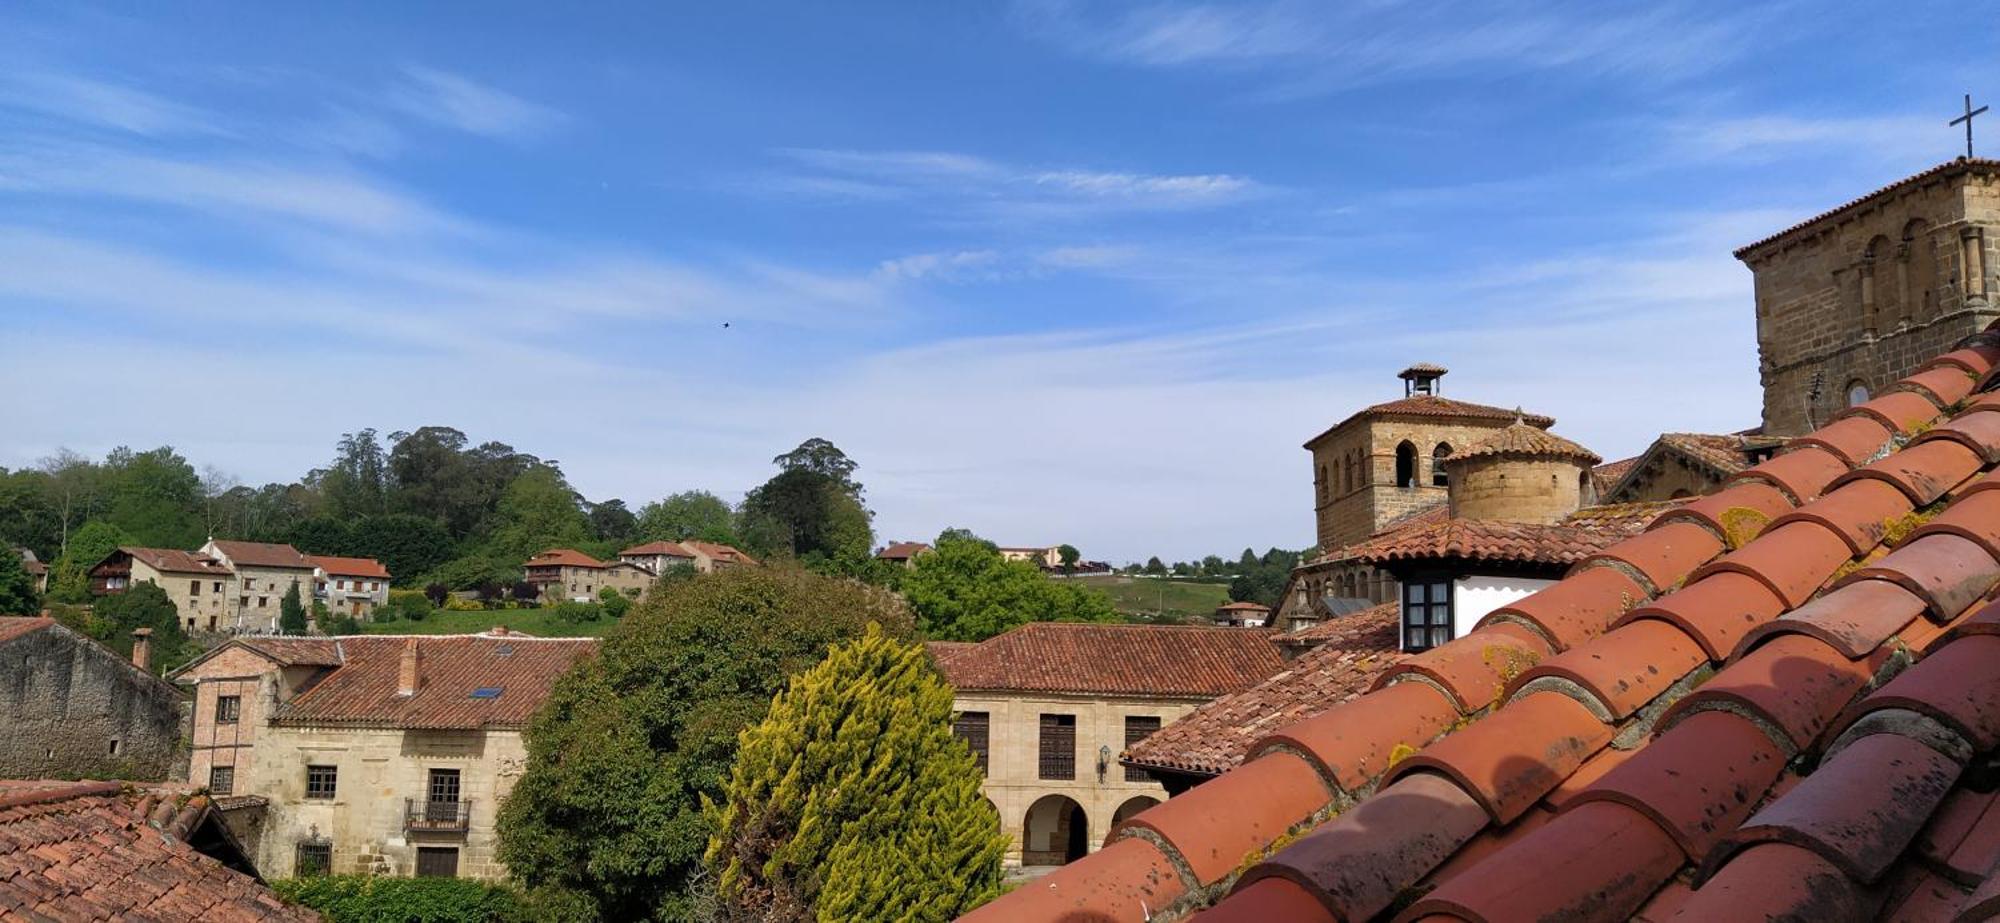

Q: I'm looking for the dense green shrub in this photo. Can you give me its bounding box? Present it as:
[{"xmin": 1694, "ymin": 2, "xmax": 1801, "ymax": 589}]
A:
[
  {"xmin": 271, "ymin": 875, "xmax": 526, "ymax": 923},
  {"xmin": 551, "ymin": 601, "xmax": 602, "ymax": 624}
]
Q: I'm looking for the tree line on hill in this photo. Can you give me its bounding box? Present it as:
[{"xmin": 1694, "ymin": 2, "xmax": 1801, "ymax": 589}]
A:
[{"xmin": 1115, "ymin": 547, "xmax": 1313, "ymax": 608}]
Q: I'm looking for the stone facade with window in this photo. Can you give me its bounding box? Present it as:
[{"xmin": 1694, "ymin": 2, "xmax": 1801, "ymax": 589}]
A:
[
  {"xmin": 1740, "ymin": 159, "xmax": 2000, "ymax": 435},
  {"xmin": 0, "ymin": 616, "xmax": 188, "ymax": 781},
  {"xmin": 927, "ymin": 623, "xmax": 1283, "ymax": 869},
  {"xmin": 171, "ymin": 630, "xmax": 595, "ymax": 882}
]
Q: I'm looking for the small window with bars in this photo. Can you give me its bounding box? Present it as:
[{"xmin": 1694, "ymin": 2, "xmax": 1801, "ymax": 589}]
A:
[
  {"xmin": 952, "ymin": 712, "xmax": 990, "ymax": 776},
  {"xmin": 1123, "ymin": 716, "xmax": 1163, "ymax": 782},
  {"xmin": 295, "ymin": 839, "xmax": 332, "ymax": 876},
  {"xmin": 1038, "ymin": 714, "xmax": 1076, "ymax": 780},
  {"xmin": 209, "ymin": 765, "xmax": 235, "ymax": 795},
  {"xmin": 1401, "ymin": 578, "xmax": 1454, "ymax": 652},
  {"xmin": 216, "ymin": 695, "xmax": 241, "ymax": 724},
  {"xmin": 305, "ymin": 764, "xmax": 338, "ymax": 800}
]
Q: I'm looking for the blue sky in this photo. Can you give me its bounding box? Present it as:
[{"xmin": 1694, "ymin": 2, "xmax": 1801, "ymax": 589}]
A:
[{"xmin": 0, "ymin": 2, "xmax": 1990, "ymax": 562}]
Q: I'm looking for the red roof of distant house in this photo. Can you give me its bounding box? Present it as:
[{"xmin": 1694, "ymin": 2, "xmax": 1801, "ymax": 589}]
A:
[
  {"xmin": 1305, "ymin": 395, "xmax": 1556, "ymax": 448},
  {"xmin": 526, "ymin": 548, "xmax": 605, "ymax": 569},
  {"xmin": 207, "ymin": 539, "xmax": 312, "ymax": 569},
  {"xmin": 620, "ymin": 540, "xmax": 695, "ymax": 558},
  {"xmin": 960, "ymin": 328, "xmax": 2000, "ymax": 922},
  {"xmin": 119, "ymin": 546, "xmax": 232, "ymax": 577},
  {"xmin": 306, "ymin": 554, "xmax": 391, "ymax": 579},
  {"xmin": 684, "ymin": 541, "xmax": 759, "ymax": 566},
  {"xmin": 1331, "ymin": 500, "xmax": 1678, "ymax": 569},
  {"xmin": 934, "ymin": 622, "xmax": 1285, "ymax": 698},
  {"xmin": 877, "ymin": 541, "xmax": 932, "ymax": 560},
  {"xmin": 924, "ymin": 640, "xmax": 977, "ymax": 666},
  {"xmin": 0, "ymin": 616, "xmax": 52, "ymax": 644},
  {"xmin": 1216, "ymin": 601, "xmax": 1272, "ymax": 612},
  {"xmin": 1446, "ymin": 419, "xmax": 1602, "ymax": 465},
  {"xmin": 247, "ymin": 632, "xmax": 597, "ymax": 730},
  {"xmin": 0, "ymin": 779, "xmax": 316, "ymax": 921},
  {"xmin": 1124, "ymin": 603, "xmax": 1405, "ymax": 777},
  {"xmin": 15, "ymin": 548, "xmax": 44, "ymax": 577}
]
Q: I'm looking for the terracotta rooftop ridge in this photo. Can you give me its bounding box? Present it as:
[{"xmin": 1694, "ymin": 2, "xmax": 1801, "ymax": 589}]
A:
[
  {"xmin": 1446, "ymin": 419, "xmax": 1602, "ymax": 465},
  {"xmin": 1304, "ymin": 395, "xmax": 1556, "ymax": 449},
  {"xmin": 1734, "ymin": 158, "xmax": 2000, "ymax": 258},
  {"xmin": 934, "ymin": 621, "xmax": 1286, "ymax": 698},
  {"xmin": 959, "ymin": 327, "xmax": 2000, "ymax": 923}
]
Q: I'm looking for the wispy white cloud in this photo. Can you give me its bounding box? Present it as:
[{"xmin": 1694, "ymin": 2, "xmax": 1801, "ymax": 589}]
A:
[
  {"xmin": 759, "ymin": 147, "xmax": 1263, "ymax": 217},
  {"xmin": 874, "ymin": 249, "xmax": 1004, "ymax": 282},
  {"xmin": 1661, "ymin": 113, "xmax": 1939, "ymax": 164},
  {"xmin": 388, "ymin": 66, "xmax": 564, "ymax": 139},
  {"xmin": 0, "ymin": 72, "xmax": 233, "ymax": 136},
  {"xmin": 1014, "ymin": 0, "xmax": 1773, "ymax": 95}
]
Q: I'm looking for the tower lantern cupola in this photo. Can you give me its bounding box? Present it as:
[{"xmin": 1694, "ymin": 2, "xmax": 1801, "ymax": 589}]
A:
[{"xmin": 1399, "ymin": 363, "xmax": 1447, "ymax": 397}]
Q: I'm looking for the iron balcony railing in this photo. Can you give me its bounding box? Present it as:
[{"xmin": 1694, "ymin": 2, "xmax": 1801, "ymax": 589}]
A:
[{"xmin": 404, "ymin": 798, "xmax": 472, "ymax": 833}]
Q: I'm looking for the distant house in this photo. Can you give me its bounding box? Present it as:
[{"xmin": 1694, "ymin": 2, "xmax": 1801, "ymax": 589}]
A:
[
  {"xmin": 998, "ymin": 546, "xmax": 1063, "ymax": 568},
  {"xmin": 875, "ymin": 541, "xmax": 932, "ymax": 568},
  {"xmin": 201, "ymin": 539, "xmax": 318, "ymax": 632},
  {"xmin": 680, "ymin": 540, "xmax": 759, "ymax": 572},
  {"xmin": 15, "ymin": 547, "xmax": 46, "ymax": 595},
  {"xmin": 927, "ymin": 622, "xmax": 1284, "ymax": 869},
  {"xmin": 308, "ymin": 555, "xmax": 393, "ymax": 619},
  {"xmin": 173, "ymin": 629, "xmax": 596, "ymax": 881},
  {"xmin": 0, "ymin": 778, "xmax": 314, "ymax": 921},
  {"xmin": 0, "ymin": 616, "xmax": 188, "ymax": 781},
  {"xmin": 619, "ymin": 540, "xmax": 698, "ymax": 576},
  {"xmin": 90, "ymin": 546, "xmax": 234, "ymax": 633},
  {"xmin": 1211, "ymin": 600, "xmax": 1272, "ymax": 627},
  {"xmin": 522, "ymin": 548, "xmax": 654, "ymax": 603}
]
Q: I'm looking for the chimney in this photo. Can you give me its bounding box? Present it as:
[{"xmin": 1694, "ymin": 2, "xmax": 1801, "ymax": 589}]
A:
[
  {"xmin": 398, "ymin": 638, "xmax": 421, "ymax": 696},
  {"xmin": 490, "ymin": 625, "xmax": 509, "ymax": 637},
  {"xmin": 131, "ymin": 628, "xmax": 152, "ymax": 671}
]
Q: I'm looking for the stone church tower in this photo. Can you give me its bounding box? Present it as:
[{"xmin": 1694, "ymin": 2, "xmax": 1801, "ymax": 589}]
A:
[
  {"xmin": 1303, "ymin": 365, "xmax": 1557, "ymax": 552},
  {"xmin": 1739, "ymin": 159, "xmax": 2000, "ymax": 435}
]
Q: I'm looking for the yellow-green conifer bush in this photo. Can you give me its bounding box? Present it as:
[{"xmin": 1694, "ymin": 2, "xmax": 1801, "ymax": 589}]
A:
[{"xmin": 706, "ymin": 626, "xmax": 1004, "ymax": 922}]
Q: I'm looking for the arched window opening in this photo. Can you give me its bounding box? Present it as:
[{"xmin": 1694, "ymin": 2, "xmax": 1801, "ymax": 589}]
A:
[
  {"xmin": 1318, "ymin": 465, "xmax": 1328, "ymax": 502},
  {"xmin": 1846, "ymin": 379, "xmax": 1871, "ymax": 407},
  {"xmin": 1863, "ymin": 235, "xmax": 1897, "ymax": 333},
  {"xmin": 1904, "ymin": 219, "xmax": 1937, "ymax": 323},
  {"xmin": 1395, "ymin": 442, "xmax": 1418, "ymax": 488},
  {"xmin": 1023, "ymin": 795, "xmax": 1089, "ymax": 867},
  {"xmin": 1431, "ymin": 443, "xmax": 1452, "ymax": 487}
]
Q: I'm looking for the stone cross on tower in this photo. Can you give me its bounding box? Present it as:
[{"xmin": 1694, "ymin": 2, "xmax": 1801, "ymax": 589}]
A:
[{"xmin": 1951, "ymin": 93, "xmax": 1988, "ymax": 159}]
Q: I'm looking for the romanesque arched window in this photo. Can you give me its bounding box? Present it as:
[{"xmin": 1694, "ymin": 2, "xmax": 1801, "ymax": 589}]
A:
[
  {"xmin": 1846, "ymin": 379, "xmax": 1871, "ymax": 407},
  {"xmin": 1431, "ymin": 443, "xmax": 1452, "ymax": 488},
  {"xmin": 1904, "ymin": 219, "xmax": 1937, "ymax": 322},
  {"xmin": 1395, "ymin": 441, "xmax": 1418, "ymax": 488},
  {"xmin": 1864, "ymin": 235, "xmax": 1897, "ymax": 333}
]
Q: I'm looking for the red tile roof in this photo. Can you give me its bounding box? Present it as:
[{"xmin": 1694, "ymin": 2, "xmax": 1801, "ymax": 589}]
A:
[
  {"xmin": 264, "ymin": 633, "xmax": 596, "ymax": 730},
  {"xmin": 121, "ymin": 546, "xmax": 233, "ymax": 577},
  {"xmin": 0, "ymin": 616, "xmax": 51, "ymax": 643},
  {"xmin": 934, "ymin": 622, "xmax": 1286, "ymax": 698},
  {"xmin": 684, "ymin": 540, "xmax": 759, "ymax": 566},
  {"xmin": 14, "ymin": 548, "xmax": 43, "ymax": 577},
  {"xmin": 1734, "ymin": 158, "xmax": 2000, "ymax": 258},
  {"xmin": 619, "ymin": 540, "xmax": 695, "ymax": 558},
  {"xmin": 1124, "ymin": 603, "xmax": 1405, "ymax": 777},
  {"xmin": 877, "ymin": 541, "xmax": 932, "ymax": 560},
  {"xmin": 959, "ymin": 327, "xmax": 2000, "ymax": 923},
  {"xmin": 1447, "ymin": 419, "xmax": 1601, "ymax": 465},
  {"xmin": 0, "ymin": 779, "xmax": 315, "ymax": 921},
  {"xmin": 208, "ymin": 540, "xmax": 312, "ymax": 570},
  {"xmin": 1305, "ymin": 396, "xmax": 1556, "ymax": 448},
  {"xmin": 1331, "ymin": 501, "xmax": 1678, "ymax": 569},
  {"xmin": 304, "ymin": 554, "xmax": 390, "ymax": 579},
  {"xmin": 1216, "ymin": 601, "xmax": 1271, "ymax": 612},
  {"xmin": 526, "ymin": 548, "xmax": 605, "ymax": 569}
]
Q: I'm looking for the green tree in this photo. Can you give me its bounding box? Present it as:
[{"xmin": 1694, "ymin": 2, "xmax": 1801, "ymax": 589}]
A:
[
  {"xmin": 589, "ymin": 499, "xmax": 639, "ymax": 543},
  {"xmin": 898, "ymin": 536, "xmax": 1119, "ymax": 641},
  {"xmin": 1057, "ymin": 543, "xmax": 1080, "ymax": 575},
  {"xmin": 279, "ymin": 583, "xmax": 307, "ymax": 635},
  {"xmin": 497, "ymin": 567, "xmax": 914, "ymax": 921},
  {"xmin": 103, "ymin": 446, "xmax": 204, "ymax": 548},
  {"xmin": 635, "ymin": 491, "xmax": 739, "ymax": 545},
  {"xmin": 353, "ymin": 513, "xmax": 455, "ymax": 584},
  {"xmin": 597, "ymin": 586, "xmax": 633, "ymax": 619},
  {"xmin": 319, "ymin": 429, "xmax": 389, "ymax": 519},
  {"xmin": 48, "ymin": 520, "xmax": 131, "ymax": 603},
  {"xmin": 706, "ymin": 626, "xmax": 1003, "ymax": 921},
  {"xmin": 90, "ymin": 582, "xmax": 196, "ymax": 674},
  {"xmin": 0, "ymin": 549, "xmax": 38, "ymax": 615},
  {"xmin": 488, "ymin": 468, "xmax": 591, "ymax": 563},
  {"xmin": 1144, "ymin": 556, "xmax": 1167, "ymax": 576},
  {"xmin": 738, "ymin": 439, "xmax": 874, "ymax": 567}
]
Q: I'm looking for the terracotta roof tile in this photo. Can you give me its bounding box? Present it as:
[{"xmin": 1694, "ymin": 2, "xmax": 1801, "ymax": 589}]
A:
[
  {"xmin": 120, "ymin": 547, "xmax": 232, "ymax": 577},
  {"xmin": 618, "ymin": 540, "xmax": 695, "ymax": 558},
  {"xmin": 1898, "ymin": 365, "xmax": 1980, "ymax": 407},
  {"xmin": 1123, "ymin": 604, "xmax": 1406, "ymax": 777},
  {"xmin": 1448, "ymin": 419, "xmax": 1601, "ymax": 465},
  {"xmin": 1185, "ymin": 878, "xmax": 1335, "ymax": 923},
  {"xmin": 267, "ymin": 633, "xmax": 595, "ymax": 729},
  {"xmin": 206, "ymin": 540, "xmax": 311, "ymax": 570},
  {"xmin": 875, "ymin": 541, "xmax": 931, "ymax": 560},
  {"xmin": 934, "ymin": 622, "xmax": 1284, "ymax": 697},
  {"xmin": 303, "ymin": 554, "xmax": 390, "ymax": 579},
  {"xmin": 0, "ymin": 780, "xmax": 315, "ymax": 922},
  {"xmin": 957, "ymin": 838, "xmax": 1187, "ymax": 923},
  {"xmin": 959, "ymin": 322, "xmax": 2000, "ymax": 923},
  {"xmin": 1733, "ymin": 159, "xmax": 2000, "ymax": 257},
  {"xmin": 1304, "ymin": 395, "xmax": 1556, "ymax": 448},
  {"xmin": 1117, "ymin": 752, "xmax": 1329, "ymax": 885},
  {"xmin": 525, "ymin": 548, "xmax": 605, "ymax": 568},
  {"xmin": 683, "ymin": 541, "xmax": 759, "ymax": 566},
  {"xmin": 0, "ymin": 616, "xmax": 53, "ymax": 644}
]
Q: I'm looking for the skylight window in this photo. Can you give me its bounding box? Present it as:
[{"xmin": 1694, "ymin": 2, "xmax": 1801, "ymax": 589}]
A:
[{"xmin": 470, "ymin": 687, "xmax": 503, "ymax": 699}]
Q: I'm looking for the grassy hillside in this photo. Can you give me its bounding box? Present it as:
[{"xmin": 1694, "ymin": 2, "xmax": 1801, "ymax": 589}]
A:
[
  {"xmin": 1067, "ymin": 575, "xmax": 1232, "ymax": 623},
  {"xmin": 357, "ymin": 607, "xmax": 609, "ymax": 638}
]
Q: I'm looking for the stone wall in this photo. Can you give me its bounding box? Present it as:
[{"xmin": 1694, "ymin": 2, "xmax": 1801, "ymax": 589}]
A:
[
  {"xmin": 132, "ymin": 561, "xmax": 228, "ymax": 633},
  {"xmin": 1309, "ymin": 417, "xmax": 1522, "ymax": 550},
  {"xmin": 952, "ymin": 690, "xmax": 1200, "ymax": 867},
  {"xmin": 1745, "ymin": 165, "xmax": 2000, "ymax": 434},
  {"xmin": 227, "ymin": 566, "xmax": 314, "ymax": 632},
  {"xmin": 1448, "ymin": 456, "xmax": 1590, "ymax": 524},
  {"xmin": 181, "ymin": 645, "xmax": 287, "ymax": 796},
  {"xmin": 0, "ymin": 621, "xmax": 187, "ymax": 780},
  {"xmin": 246, "ymin": 724, "xmax": 528, "ymax": 881}
]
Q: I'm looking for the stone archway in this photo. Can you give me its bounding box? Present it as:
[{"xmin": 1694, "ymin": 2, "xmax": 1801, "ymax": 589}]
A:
[
  {"xmin": 1112, "ymin": 795, "xmax": 1160, "ymax": 828},
  {"xmin": 1022, "ymin": 794, "xmax": 1089, "ymax": 866}
]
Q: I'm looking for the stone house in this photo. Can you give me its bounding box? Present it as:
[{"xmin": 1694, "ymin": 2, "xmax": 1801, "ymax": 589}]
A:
[
  {"xmin": 0, "ymin": 616, "xmax": 188, "ymax": 781},
  {"xmin": 875, "ymin": 540, "xmax": 933, "ymax": 568},
  {"xmin": 90, "ymin": 546, "xmax": 233, "ymax": 633},
  {"xmin": 618, "ymin": 540, "xmax": 698, "ymax": 576},
  {"xmin": 201, "ymin": 539, "xmax": 317, "ymax": 632},
  {"xmin": 680, "ymin": 540, "xmax": 759, "ymax": 572},
  {"xmin": 15, "ymin": 546, "xmax": 46, "ymax": 595},
  {"xmin": 308, "ymin": 554, "xmax": 392, "ymax": 619},
  {"xmin": 1211, "ymin": 601, "xmax": 1271, "ymax": 627},
  {"xmin": 928, "ymin": 623, "xmax": 1283, "ymax": 869},
  {"xmin": 172, "ymin": 629, "xmax": 597, "ymax": 881},
  {"xmin": 522, "ymin": 548, "xmax": 655, "ymax": 603},
  {"xmin": 998, "ymin": 546, "xmax": 1063, "ymax": 568}
]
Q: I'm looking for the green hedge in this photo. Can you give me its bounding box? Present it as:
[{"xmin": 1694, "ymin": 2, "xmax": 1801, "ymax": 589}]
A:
[{"xmin": 271, "ymin": 875, "xmax": 526, "ymax": 923}]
